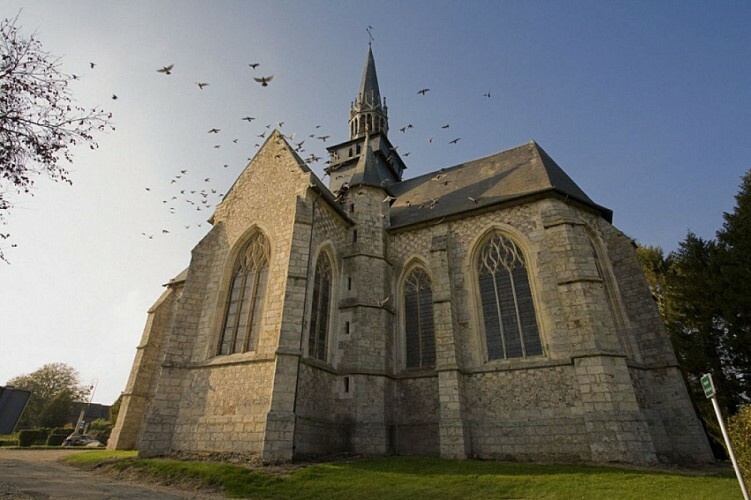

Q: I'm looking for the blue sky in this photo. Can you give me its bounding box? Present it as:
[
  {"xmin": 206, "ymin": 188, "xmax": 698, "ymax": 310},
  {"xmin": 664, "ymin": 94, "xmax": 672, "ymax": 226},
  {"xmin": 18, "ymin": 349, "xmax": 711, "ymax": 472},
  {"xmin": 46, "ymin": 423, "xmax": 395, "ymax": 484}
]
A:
[{"xmin": 1, "ymin": 0, "xmax": 749, "ymax": 405}]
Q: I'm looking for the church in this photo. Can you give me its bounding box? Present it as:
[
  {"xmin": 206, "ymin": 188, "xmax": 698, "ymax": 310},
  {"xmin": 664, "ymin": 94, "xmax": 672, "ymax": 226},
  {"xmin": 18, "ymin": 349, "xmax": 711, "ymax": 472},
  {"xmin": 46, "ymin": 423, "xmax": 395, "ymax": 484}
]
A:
[{"xmin": 109, "ymin": 46, "xmax": 712, "ymax": 465}]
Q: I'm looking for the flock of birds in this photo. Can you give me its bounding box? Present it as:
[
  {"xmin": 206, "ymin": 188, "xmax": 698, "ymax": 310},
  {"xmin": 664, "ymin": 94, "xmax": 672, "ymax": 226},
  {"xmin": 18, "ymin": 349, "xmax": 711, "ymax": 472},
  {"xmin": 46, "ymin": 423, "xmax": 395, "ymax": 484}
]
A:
[{"xmin": 81, "ymin": 40, "xmax": 493, "ymax": 243}]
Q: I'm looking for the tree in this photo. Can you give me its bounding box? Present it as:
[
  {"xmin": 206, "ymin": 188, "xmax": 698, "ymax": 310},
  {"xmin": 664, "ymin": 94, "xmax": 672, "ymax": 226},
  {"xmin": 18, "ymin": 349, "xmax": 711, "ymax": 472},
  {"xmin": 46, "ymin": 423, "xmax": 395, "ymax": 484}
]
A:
[
  {"xmin": 0, "ymin": 12, "xmax": 113, "ymax": 262},
  {"xmin": 636, "ymin": 171, "xmax": 751, "ymax": 455},
  {"xmin": 6, "ymin": 362, "xmax": 90, "ymax": 428},
  {"xmin": 715, "ymin": 170, "xmax": 751, "ymax": 401}
]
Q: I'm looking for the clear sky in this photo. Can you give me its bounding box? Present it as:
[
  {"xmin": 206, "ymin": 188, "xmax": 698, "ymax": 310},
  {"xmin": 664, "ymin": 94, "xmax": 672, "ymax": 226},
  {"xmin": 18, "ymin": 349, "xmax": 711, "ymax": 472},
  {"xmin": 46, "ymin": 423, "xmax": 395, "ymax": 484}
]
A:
[{"xmin": 1, "ymin": 0, "xmax": 749, "ymax": 405}]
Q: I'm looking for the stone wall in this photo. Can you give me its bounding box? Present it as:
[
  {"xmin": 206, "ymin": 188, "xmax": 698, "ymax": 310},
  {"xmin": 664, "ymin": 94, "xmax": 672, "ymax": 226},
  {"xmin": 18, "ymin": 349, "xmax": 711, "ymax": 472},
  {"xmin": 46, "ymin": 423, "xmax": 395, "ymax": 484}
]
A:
[{"xmin": 108, "ymin": 283, "xmax": 181, "ymax": 450}]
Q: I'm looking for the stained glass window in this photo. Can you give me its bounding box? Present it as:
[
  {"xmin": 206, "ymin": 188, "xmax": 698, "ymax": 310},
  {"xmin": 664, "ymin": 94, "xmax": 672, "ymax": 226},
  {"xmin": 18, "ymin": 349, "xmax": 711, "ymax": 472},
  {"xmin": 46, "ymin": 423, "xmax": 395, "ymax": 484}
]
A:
[
  {"xmin": 308, "ymin": 253, "xmax": 333, "ymax": 361},
  {"xmin": 477, "ymin": 233, "xmax": 542, "ymax": 360},
  {"xmin": 218, "ymin": 232, "xmax": 270, "ymax": 355},
  {"xmin": 404, "ymin": 267, "xmax": 436, "ymax": 369}
]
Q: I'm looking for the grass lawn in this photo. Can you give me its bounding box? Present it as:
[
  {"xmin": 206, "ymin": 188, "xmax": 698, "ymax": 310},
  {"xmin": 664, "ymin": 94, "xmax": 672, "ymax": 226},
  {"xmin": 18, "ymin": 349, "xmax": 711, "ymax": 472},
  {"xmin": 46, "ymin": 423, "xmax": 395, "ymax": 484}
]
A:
[{"xmin": 63, "ymin": 451, "xmax": 742, "ymax": 499}]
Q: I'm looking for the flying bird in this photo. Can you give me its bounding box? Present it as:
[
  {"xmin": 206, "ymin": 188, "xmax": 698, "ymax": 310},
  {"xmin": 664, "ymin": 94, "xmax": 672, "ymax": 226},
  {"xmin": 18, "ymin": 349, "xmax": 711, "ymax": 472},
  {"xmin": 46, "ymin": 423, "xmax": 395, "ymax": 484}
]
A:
[
  {"xmin": 318, "ymin": 135, "xmax": 330, "ymax": 142},
  {"xmin": 417, "ymin": 88, "xmax": 430, "ymax": 95},
  {"xmin": 483, "ymin": 91, "xmax": 491, "ymax": 98},
  {"xmin": 208, "ymin": 128, "xmax": 220, "ymax": 134},
  {"xmin": 248, "ymin": 63, "xmax": 260, "ymax": 69},
  {"xmin": 196, "ymin": 82, "xmax": 209, "ymax": 89},
  {"xmin": 441, "ymin": 124, "xmax": 450, "ymax": 129},
  {"xmin": 241, "ymin": 116, "xmax": 256, "ymax": 122},
  {"xmin": 111, "ymin": 94, "xmax": 118, "ymax": 100},
  {"xmin": 89, "ymin": 62, "xmax": 96, "ymax": 69},
  {"xmin": 157, "ymin": 64, "xmax": 174, "ymax": 75},
  {"xmin": 254, "ymin": 75, "xmax": 273, "ymax": 86},
  {"xmin": 449, "ymin": 137, "xmax": 461, "ymax": 144}
]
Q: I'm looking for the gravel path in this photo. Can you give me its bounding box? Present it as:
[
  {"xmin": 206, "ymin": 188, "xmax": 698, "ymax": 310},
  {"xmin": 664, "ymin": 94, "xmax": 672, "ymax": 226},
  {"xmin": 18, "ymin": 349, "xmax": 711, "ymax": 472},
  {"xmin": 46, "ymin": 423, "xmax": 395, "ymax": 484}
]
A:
[{"xmin": 0, "ymin": 449, "xmax": 223, "ymax": 499}]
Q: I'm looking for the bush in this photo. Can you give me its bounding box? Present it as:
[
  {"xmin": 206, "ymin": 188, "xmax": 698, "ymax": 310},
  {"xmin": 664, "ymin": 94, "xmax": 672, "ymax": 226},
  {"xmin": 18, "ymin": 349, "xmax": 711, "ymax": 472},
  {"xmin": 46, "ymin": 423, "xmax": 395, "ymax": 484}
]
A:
[
  {"xmin": 34, "ymin": 428, "xmax": 50, "ymax": 445},
  {"xmin": 88, "ymin": 418, "xmax": 112, "ymax": 445},
  {"xmin": 728, "ymin": 404, "xmax": 751, "ymax": 480},
  {"xmin": 0, "ymin": 438, "xmax": 19, "ymax": 447},
  {"xmin": 17, "ymin": 430, "xmax": 39, "ymax": 447},
  {"xmin": 46, "ymin": 432, "xmax": 67, "ymax": 446}
]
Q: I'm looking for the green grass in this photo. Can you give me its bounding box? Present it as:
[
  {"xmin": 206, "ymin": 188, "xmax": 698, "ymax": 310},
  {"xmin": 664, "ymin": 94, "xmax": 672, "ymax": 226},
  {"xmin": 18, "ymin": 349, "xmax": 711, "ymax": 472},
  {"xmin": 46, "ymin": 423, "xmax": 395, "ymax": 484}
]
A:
[{"xmin": 61, "ymin": 453, "xmax": 742, "ymax": 499}]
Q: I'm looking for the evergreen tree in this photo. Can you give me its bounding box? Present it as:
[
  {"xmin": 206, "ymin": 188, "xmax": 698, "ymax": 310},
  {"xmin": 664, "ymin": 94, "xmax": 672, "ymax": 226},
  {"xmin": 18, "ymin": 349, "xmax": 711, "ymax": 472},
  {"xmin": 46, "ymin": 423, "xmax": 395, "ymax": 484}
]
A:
[{"xmin": 715, "ymin": 170, "xmax": 751, "ymax": 403}]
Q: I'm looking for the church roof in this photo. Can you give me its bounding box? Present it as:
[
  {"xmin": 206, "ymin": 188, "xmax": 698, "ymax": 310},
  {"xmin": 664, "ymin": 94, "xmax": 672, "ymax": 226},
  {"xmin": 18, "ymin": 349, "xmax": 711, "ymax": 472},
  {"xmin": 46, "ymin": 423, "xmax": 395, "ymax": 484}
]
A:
[{"xmin": 388, "ymin": 140, "xmax": 612, "ymax": 229}]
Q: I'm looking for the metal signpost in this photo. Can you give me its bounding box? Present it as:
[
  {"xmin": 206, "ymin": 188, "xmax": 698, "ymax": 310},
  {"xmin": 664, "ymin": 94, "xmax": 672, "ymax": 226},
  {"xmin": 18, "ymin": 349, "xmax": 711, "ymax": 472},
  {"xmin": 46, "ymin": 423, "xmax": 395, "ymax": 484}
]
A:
[{"xmin": 700, "ymin": 373, "xmax": 749, "ymax": 500}]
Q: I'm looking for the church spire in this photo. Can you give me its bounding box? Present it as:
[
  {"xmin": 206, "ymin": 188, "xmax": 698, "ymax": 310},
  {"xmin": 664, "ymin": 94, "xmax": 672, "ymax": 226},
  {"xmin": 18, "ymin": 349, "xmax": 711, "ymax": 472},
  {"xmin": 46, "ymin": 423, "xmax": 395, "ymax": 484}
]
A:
[{"xmin": 349, "ymin": 45, "xmax": 388, "ymax": 140}]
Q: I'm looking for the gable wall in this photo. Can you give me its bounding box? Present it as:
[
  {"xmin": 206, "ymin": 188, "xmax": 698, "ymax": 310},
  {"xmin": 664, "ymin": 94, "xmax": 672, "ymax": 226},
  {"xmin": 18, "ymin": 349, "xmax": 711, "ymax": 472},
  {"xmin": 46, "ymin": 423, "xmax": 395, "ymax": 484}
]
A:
[{"xmin": 139, "ymin": 135, "xmax": 317, "ymax": 456}]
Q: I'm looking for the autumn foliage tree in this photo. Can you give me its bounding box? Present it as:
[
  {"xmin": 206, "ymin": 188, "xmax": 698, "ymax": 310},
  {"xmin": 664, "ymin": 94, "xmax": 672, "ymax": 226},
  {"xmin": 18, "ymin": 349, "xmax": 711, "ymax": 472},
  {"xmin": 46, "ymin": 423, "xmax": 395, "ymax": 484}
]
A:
[{"xmin": 0, "ymin": 12, "xmax": 113, "ymax": 262}]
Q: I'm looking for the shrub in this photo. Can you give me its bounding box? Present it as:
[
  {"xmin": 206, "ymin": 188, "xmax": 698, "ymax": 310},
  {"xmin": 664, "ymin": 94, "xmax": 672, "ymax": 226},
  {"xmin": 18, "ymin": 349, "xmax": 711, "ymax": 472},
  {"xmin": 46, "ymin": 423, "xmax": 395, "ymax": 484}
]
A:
[
  {"xmin": 88, "ymin": 418, "xmax": 112, "ymax": 445},
  {"xmin": 34, "ymin": 428, "xmax": 50, "ymax": 445},
  {"xmin": 0, "ymin": 438, "xmax": 19, "ymax": 447},
  {"xmin": 46, "ymin": 432, "xmax": 67, "ymax": 446},
  {"xmin": 728, "ymin": 404, "xmax": 751, "ymax": 480},
  {"xmin": 17, "ymin": 430, "xmax": 39, "ymax": 447}
]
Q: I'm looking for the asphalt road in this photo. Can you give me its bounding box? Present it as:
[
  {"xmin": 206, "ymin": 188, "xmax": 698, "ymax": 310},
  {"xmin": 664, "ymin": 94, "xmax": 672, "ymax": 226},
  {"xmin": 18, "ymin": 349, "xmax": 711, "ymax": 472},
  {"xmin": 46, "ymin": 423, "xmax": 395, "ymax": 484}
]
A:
[{"xmin": 0, "ymin": 449, "xmax": 220, "ymax": 499}]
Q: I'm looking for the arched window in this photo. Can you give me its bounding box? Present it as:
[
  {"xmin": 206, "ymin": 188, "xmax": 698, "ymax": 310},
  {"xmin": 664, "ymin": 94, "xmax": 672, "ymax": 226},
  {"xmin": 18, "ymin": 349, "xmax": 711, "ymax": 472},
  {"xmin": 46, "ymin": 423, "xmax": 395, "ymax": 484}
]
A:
[
  {"xmin": 218, "ymin": 231, "xmax": 270, "ymax": 355},
  {"xmin": 477, "ymin": 233, "xmax": 542, "ymax": 360},
  {"xmin": 404, "ymin": 267, "xmax": 436, "ymax": 369},
  {"xmin": 308, "ymin": 252, "xmax": 333, "ymax": 361}
]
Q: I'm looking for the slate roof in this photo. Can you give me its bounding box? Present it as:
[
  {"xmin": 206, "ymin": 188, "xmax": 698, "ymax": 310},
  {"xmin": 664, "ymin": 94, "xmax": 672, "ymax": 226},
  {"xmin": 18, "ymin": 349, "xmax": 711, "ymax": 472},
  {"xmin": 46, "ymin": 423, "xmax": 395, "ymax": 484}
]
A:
[{"xmin": 388, "ymin": 140, "xmax": 612, "ymax": 229}]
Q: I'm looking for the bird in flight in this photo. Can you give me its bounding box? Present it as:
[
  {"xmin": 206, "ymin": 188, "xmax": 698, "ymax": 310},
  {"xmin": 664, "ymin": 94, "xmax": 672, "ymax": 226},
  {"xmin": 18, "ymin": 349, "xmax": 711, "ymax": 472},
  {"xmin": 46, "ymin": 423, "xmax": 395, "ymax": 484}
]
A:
[
  {"xmin": 241, "ymin": 116, "xmax": 255, "ymax": 122},
  {"xmin": 483, "ymin": 91, "xmax": 491, "ymax": 98},
  {"xmin": 249, "ymin": 63, "xmax": 260, "ymax": 69},
  {"xmin": 318, "ymin": 135, "xmax": 330, "ymax": 142},
  {"xmin": 254, "ymin": 75, "xmax": 273, "ymax": 86},
  {"xmin": 196, "ymin": 82, "xmax": 209, "ymax": 89},
  {"xmin": 441, "ymin": 124, "xmax": 450, "ymax": 129},
  {"xmin": 157, "ymin": 64, "xmax": 174, "ymax": 75},
  {"xmin": 417, "ymin": 88, "xmax": 430, "ymax": 95},
  {"xmin": 89, "ymin": 62, "xmax": 96, "ymax": 69},
  {"xmin": 449, "ymin": 137, "xmax": 461, "ymax": 144},
  {"xmin": 112, "ymin": 94, "xmax": 118, "ymax": 100},
  {"xmin": 208, "ymin": 128, "xmax": 220, "ymax": 134}
]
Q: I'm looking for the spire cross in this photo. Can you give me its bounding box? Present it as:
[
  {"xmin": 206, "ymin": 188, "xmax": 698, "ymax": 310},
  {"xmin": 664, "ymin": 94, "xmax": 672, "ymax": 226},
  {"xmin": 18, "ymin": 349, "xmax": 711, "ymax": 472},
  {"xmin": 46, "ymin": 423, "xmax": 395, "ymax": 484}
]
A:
[{"xmin": 366, "ymin": 25, "xmax": 374, "ymax": 44}]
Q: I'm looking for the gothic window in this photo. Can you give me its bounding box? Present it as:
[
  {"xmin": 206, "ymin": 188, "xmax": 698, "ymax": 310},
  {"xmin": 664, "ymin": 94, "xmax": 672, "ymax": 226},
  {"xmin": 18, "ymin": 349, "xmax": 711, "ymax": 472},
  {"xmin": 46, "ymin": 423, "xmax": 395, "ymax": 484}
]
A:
[
  {"xmin": 308, "ymin": 252, "xmax": 333, "ymax": 361},
  {"xmin": 404, "ymin": 267, "xmax": 436, "ymax": 369},
  {"xmin": 477, "ymin": 233, "xmax": 542, "ymax": 360},
  {"xmin": 218, "ymin": 231, "xmax": 270, "ymax": 356}
]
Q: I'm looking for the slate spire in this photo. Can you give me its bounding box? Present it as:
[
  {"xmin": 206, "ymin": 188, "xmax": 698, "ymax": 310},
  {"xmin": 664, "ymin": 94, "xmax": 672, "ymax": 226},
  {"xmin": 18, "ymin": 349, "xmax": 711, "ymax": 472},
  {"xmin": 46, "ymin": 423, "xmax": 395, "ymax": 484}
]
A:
[{"xmin": 349, "ymin": 45, "xmax": 389, "ymax": 139}]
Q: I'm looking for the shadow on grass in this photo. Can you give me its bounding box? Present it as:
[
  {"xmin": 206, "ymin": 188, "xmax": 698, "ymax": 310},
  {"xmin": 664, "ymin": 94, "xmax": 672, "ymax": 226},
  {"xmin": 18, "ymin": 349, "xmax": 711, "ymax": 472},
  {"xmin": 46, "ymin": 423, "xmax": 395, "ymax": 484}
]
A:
[{"xmin": 338, "ymin": 456, "xmax": 734, "ymax": 478}]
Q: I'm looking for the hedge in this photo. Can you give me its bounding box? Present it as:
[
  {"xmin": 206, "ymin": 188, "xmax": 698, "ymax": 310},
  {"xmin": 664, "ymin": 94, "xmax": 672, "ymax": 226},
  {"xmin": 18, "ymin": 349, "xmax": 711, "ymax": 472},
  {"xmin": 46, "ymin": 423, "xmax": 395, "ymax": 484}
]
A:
[
  {"xmin": 728, "ymin": 405, "xmax": 751, "ymax": 481},
  {"xmin": 46, "ymin": 433, "xmax": 68, "ymax": 446},
  {"xmin": 17, "ymin": 430, "xmax": 39, "ymax": 447}
]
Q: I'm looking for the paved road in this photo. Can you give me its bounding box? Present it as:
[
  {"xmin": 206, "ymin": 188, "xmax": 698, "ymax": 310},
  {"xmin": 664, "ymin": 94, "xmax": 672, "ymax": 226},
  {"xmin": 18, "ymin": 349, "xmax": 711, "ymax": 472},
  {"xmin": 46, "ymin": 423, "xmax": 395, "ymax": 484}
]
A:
[{"xmin": 0, "ymin": 449, "xmax": 221, "ymax": 499}]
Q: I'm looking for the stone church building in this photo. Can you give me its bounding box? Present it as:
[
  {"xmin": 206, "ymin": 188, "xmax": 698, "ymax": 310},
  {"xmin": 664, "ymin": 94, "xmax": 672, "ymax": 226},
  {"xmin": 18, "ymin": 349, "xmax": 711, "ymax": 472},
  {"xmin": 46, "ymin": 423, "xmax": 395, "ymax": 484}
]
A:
[{"xmin": 109, "ymin": 47, "xmax": 712, "ymax": 464}]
